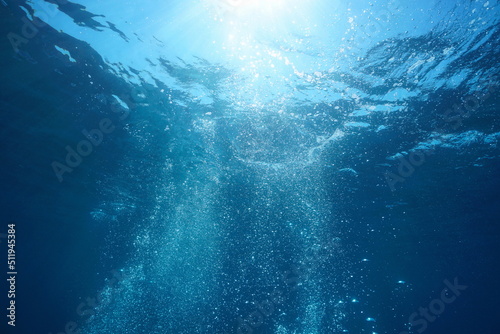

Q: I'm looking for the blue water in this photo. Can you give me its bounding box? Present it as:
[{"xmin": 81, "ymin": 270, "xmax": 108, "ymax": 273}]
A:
[{"xmin": 1, "ymin": 0, "xmax": 499, "ymax": 333}]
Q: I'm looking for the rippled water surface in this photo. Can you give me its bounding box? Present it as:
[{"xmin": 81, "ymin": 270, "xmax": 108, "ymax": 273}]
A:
[{"xmin": 1, "ymin": 0, "xmax": 499, "ymax": 333}]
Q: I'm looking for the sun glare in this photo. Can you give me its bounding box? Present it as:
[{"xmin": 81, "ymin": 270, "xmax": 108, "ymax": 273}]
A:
[
  {"xmin": 209, "ymin": 0, "xmax": 288, "ymax": 20},
  {"xmin": 226, "ymin": 0, "xmax": 285, "ymax": 9}
]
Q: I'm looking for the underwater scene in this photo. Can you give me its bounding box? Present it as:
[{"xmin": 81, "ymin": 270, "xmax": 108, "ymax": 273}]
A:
[{"xmin": 1, "ymin": 0, "xmax": 499, "ymax": 333}]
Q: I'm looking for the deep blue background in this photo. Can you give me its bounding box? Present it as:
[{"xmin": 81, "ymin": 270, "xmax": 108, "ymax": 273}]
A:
[{"xmin": 1, "ymin": 1, "xmax": 500, "ymax": 333}]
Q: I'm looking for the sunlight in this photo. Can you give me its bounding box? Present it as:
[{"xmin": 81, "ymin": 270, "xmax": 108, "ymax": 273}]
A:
[
  {"xmin": 226, "ymin": 0, "xmax": 286, "ymax": 11},
  {"xmin": 208, "ymin": 0, "xmax": 289, "ymax": 23}
]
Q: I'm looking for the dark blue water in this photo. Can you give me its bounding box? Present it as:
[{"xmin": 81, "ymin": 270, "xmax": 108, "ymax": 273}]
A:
[{"xmin": 1, "ymin": 0, "xmax": 499, "ymax": 333}]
